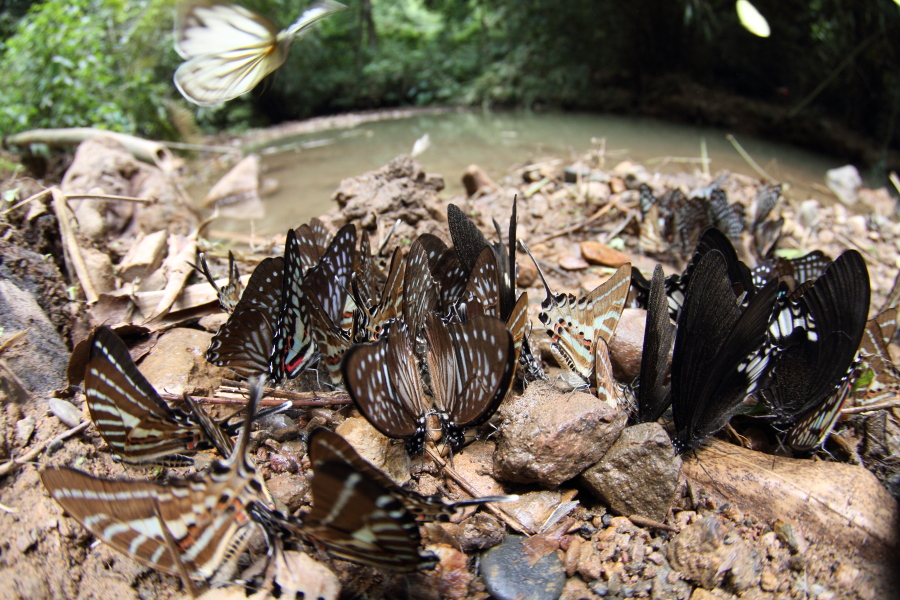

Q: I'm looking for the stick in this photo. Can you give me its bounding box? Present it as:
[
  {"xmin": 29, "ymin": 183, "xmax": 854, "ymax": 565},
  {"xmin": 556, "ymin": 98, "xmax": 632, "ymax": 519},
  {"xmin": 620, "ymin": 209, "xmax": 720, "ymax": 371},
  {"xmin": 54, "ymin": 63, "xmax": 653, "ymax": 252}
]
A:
[
  {"xmin": 51, "ymin": 188, "xmax": 99, "ymax": 303},
  {"xmin": 832, "ymin": 230, "xmax": 893, "ymax": 269},
  {"xmin": 841, "ymin": 397, "xmax": 900, "ymax": 415},
  {"xmin": 0, "ymin": 421, "xmax": 90, "ymax": 476},
  {"xmin": 532, "ymin": 194, "xmax": 624, "ymax": 245},
  {"xmin": 890, "ymin": 172, "xmax": 900, "ymax": 196},
  {"xmin": 424, "ymin": 446, "xmax": 533, "ymax": 535},
  {"xmin": 700, "ymin": 138, "xmax": 710, "ymax": 179},
  {"xmin": 163, "ymin": 392, "xmax": 351, "ymax": 408},
  {"xmin": 0, "ymin": 188, "xmax": 51, "ymax": 216},
  {"xmin": 726, "ymin": 134, "xmax": 774, "ymax": 181},
  {"xmin": 0, "ymin": 329, "xmax": 29, "ymax": 355},
  {"xmin": 65, "ymin": 193, "xmax": 151, "ymax": 203},
  {"xmin": 628, "ymin": 514, "xmax": 679, "ymax": 533}
]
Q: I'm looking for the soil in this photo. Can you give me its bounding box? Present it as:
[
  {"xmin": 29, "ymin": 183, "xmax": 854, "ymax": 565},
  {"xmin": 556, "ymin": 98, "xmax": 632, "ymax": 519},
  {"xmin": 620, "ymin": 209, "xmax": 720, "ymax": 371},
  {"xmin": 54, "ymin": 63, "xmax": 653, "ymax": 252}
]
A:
[{"xmin": 0, "ymin": 133, "xmax": 898, "ymax": 600}]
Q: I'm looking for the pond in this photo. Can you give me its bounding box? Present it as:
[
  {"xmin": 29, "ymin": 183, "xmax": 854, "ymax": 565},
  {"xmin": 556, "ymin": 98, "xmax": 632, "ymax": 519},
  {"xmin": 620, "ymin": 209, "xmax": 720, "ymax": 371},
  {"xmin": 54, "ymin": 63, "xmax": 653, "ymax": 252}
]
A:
[{"xmin": 232, "ymin": 110, "xmax": 850, "ymax": 235}]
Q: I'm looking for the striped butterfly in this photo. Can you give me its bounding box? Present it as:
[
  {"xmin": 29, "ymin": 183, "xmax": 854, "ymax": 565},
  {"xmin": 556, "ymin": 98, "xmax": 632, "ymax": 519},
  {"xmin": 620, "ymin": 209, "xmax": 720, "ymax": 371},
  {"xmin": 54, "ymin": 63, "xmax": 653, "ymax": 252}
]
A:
[
  {"xmin": 522, "ymin": 243, "xmax": 630, "ymax": 387},
  {"xmin": 174, "ymin": 0, "xmax": 347, "ymax": 106},
  {"xmin": 86, "ymin": 326, "xmax": 285, "ymax": 466},
  {"xmin": 42, "ymin": 377, "xmax": 274, "ymax": 592}
]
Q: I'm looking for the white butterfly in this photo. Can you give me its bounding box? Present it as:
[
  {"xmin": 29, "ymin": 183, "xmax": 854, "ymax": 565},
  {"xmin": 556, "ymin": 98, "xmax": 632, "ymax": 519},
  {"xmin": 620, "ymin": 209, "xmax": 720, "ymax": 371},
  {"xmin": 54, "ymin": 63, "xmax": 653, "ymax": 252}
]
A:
[{"xmin": 174, "ymin": 0, "xmax": 347, "ymax": 106}]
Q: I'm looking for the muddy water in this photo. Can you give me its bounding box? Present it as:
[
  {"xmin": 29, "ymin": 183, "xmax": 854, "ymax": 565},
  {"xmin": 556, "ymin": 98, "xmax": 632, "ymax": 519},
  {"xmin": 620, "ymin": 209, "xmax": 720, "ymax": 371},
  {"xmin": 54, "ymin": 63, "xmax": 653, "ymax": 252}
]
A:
[{"xmin": 240, "ymin": 110, "xmax": 848, "ymax": 235}]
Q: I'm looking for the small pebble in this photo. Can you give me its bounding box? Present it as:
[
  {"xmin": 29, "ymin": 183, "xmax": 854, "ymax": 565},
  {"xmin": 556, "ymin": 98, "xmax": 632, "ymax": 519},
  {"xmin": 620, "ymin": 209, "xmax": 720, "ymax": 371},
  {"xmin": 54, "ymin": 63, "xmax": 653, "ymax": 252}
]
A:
[
  {"xmin": 49, "ymin": 398, "xmax": 82, "ymax": 428},
  {"xmin": 15, "ymin": 417, "xmax": 35, "ymax": 446},
  {"xmin": 481, "ymin": 535, "xmax": 566, "ymax": 600}
]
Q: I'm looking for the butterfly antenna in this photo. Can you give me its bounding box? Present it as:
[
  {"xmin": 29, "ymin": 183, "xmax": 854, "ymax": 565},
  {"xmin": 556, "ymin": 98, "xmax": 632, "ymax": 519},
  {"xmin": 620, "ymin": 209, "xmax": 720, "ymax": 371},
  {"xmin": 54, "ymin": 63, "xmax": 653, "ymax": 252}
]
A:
[
  {"xmin": 187, "ymin": 252, "xmax": 221, "ymax": 294},
  {"xmin": 518, "ymin": 240, "xmax": 553, "ymax": 299},
  {"xmin": 378, "ymin": 219, "xmax": 402, "ymax": 256}
]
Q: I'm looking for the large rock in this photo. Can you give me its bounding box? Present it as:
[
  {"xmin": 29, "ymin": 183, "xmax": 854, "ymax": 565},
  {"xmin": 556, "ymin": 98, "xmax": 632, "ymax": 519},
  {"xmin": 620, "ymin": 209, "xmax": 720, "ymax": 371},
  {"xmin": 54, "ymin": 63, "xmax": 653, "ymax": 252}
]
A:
[
  {"xmin": 580, "ymin": 423, "xmax": 681, "ymax": 522},
  {"xmin": 493, "ymin": 380, "xmax": 627, "ymax": 487},
  {"xmin": 335, "ymin": 416, "xmax": 411, "ymax": 486},
  {"xmin": 138, "ymin": 327, "xmax": 230, "ymax": 396},
  {"xmin": 330, "ymin": 155, "xmax": 445, "ymax": 243},
  {"xmin": 608, "ymin": 308, "xmax": 649, "ymax": 382}
]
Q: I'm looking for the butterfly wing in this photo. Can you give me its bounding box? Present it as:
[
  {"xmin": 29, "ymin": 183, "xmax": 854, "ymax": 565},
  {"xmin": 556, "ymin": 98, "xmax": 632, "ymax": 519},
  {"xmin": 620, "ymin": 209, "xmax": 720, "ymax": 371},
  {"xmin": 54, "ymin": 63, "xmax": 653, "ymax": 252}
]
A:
[
  {"xmin": 86, "ymin": 326, "xmax": 201, "ymax": 465},
  {"xmin": 636, "ymin": 264, "xmax": 674, "ymax": 423}
]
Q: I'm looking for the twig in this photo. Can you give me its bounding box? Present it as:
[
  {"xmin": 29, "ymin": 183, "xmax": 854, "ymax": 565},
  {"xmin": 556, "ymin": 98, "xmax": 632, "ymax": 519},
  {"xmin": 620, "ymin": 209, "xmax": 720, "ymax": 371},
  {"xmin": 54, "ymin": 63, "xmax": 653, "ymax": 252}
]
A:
[
  {"xmin": 65, "ymin": 193, "xmax": 151, "ymax": 203},
  {"xmin": 159, "ymin": 140, "xmax": 242, "ymax": 154},
  {"xmin": 841, "ymin": 397, "xmax": 900, "ymax": 415},
  {"xmin": 0, "ymin": 421, "xmax": 90, "ymax": 477},
  {"xmin": 726, "ymin": 134, "xmax": 774, "ymax": 181},
  {"xmin": 0, "ymin": 329, "xmax": 29, "ymax": 355},
  {"xmin": 51, "ymin": 188, "xmax": 99, "ymax": 303},
  {"xmin": 424, "ymin": 446, "xmax": 533, "ymax": 535},
  {"xmin": 532, "ymin": 195, "xmax": 624, "ymax": 245},
  {"xmin": 832, "ymin": 230, "xmax": 893, "ymax": 269},
  {"xmin": 163, "ymin": 392, "xmax": 351, "ymax": 408},
  {"xmin": 0, "ymin": 188, "xmax": 51, "ymax": 216},
  {"xmin": 700, "ymin": 138, "xmax": 710, "ymax": 179},
  {"xmin": 890, "ymin": 172, "xmax": 900, "ymax": 196},
  {"xmin": 628, "ymin": 514, "xmax": 679, "ymax": 533}
]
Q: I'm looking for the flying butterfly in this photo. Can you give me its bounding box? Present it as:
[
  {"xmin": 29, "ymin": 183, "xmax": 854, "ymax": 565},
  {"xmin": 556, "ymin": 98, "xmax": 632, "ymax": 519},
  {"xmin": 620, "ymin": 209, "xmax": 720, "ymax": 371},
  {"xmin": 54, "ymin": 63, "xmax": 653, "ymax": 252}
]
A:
[
  {"xmin": 342, "ymin": 313, "xmax": 514, "ymax": 453},
  {"xmin": 523, "ymin": 243, "xmax": 630, "ymax": 386},
  {"xmin": 42, "ymin": 377, "xmax": 273, "ymax": 591},
  {"xmin": 670, "ymin": 250, "xmax": 780, "ymax": 453},
  {"xmin": 174, "ymin": 0, "xmax": 347, "ymax": 106}
]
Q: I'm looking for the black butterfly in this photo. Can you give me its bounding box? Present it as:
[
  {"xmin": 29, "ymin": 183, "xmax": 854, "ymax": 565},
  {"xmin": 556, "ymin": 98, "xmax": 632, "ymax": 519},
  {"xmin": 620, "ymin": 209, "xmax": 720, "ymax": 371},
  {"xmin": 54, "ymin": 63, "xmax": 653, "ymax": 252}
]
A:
[
  {"xmin": 670, "ymin": 249, "xmax": 780, "ymax": 453},
  {"xmin": 342, "ymin": 313, "xmax": 514, "ymax": 452},
  {"xmin": 787, "ymin": 356, "xmax": 860, "ymax": 452},
  {"xmin": 751, "ymin": 250, "xmax": 832, "ymax": 291},
  {"xmin": 758, "ymin": 250, "xmax": 870, "ymax": 423},
  {"xmin": 633, "ymin": 264, "xmax": 675, "ymax": 423},
  {"xmin": 206, "ymin": 256, "xmax": 284, "ymax": 378}
]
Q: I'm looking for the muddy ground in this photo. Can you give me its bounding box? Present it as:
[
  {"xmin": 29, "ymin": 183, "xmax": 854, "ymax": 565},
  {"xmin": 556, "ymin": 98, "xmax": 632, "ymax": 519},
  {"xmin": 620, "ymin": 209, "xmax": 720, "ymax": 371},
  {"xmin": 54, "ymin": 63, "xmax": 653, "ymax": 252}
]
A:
[{"xmin": 0, "ymin": 134, "xmax": 898, "ymax": 600}]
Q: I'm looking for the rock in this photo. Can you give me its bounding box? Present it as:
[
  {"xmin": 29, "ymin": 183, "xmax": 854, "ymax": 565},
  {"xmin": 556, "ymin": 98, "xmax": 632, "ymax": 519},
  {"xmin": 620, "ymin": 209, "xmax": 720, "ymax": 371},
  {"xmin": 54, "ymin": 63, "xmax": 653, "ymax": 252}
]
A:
[
  {"xmin": 0, "ymin": 279, "xmax": 69, "ymax": 394},
  {"xmin": 271, "ymin": 551, "xmax": 340, "ymax": 600},
  {"xmin": 612, "ymin": 161, "xmax": 649, "ymax": 189},
  {"xmin": 608, "ymin": 308, "xmax": 649, "ymax": 382},
  {"xmin": 197, "ymin": 312, "xmax": 228, "ymax": 333},
  {"xmin": 457, "ymin": 513, "xmax": 505, "ymax": 552},
  {"xmin": 666, "ymin": 516, "xmax": 762, "ymax": 591},
  {"xmin": 581, "ymin": 423, "xmax": 681, "ymax": 522},
  {"xmin": 266, "ymin": 472, "xmax": 309, "ymax": 513},
  {"xmin": 504, "ymin": 490, "xmax": 564, "ymax": 533},
  {"xmin": 796, "ymin": 199, "xmax": 819, "ymax": 229},
  {"xmin": 516, "ymin": 253, "xmax": 538, "ymax": 287},
  {"xmin": 330, "ymin": 155, "xmax": 445, "ymax": 242},
  {"xmin": 563, "ymin": 163, "xmax": 610, "ymax": 184},
  {"xmin": 584, "ymin": 181, "xmax": 610, "ymax": 204},
  {"xmin": 14, "ymin": 416, "xmax": 35, "ymax": 446},
  {"xmin": 559, "ymin": 253, "xmax": 589, "ymax": 271},
  {"xmin": 858, "ymin": 187, "xmax": 896, "ymax": 217},
  {"xmin": 49, "ymin": 398, "xmax": 82, "ymax": 428},
  {"xmin": 481, "ymin": 535, "xmax": 566, "ymax": 600},
  {"xmin": 462, "ymin": 164, "xmax": 497, "ymax": 196},
  {"xmin": 580, "ymin": 241, "xmax": 630, "ymax": 268},
  {"xmin": 335, "ymin": 416, "xmax": 411, "ymax": 486},
  {"xmin": 138, "ymin": 328, "xmax": 230, "ymax": 396},
  {"xmin": 825, "ymin": 165, "xmax": 863, "ymax": 206},
  {"xmin": 427, "ymin": 544, "xmax": 474, "ymax": 600},
  {"xmin": 559, "ymin": 577, "xmax": 595, "ymax": 600},
  {"xmin": 493, "ymin": 381, "xmax": 627, "ymax": 487},
  {"xmin": 446, "ymin": 440, "xmax": 507, "ymax": 498},
  {"xmin": 848, "ymin": 214, "xmax": 868, "ymax": 237}
]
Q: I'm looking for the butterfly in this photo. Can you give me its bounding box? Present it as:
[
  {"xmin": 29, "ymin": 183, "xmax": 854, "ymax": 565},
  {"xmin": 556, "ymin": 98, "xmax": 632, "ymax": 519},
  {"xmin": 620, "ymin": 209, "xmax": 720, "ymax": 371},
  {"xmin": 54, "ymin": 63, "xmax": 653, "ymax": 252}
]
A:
[
  {"xmin": 207, "ymin": 256, "xmax": 284, "ymax": 378},
  {"xmin": 342, "ymin": 313, "xmax": 514, "ymax": 453},
  {"xmin": 525, "ymin": 244, "xmax": 630, "ymax": 386},
  {"xmin": 670, "ymin": 249, "xmax": 781, "ymax": 453},
  {"xmin": 633, "ymin": 264, "xmax": 675, "ymax": 423},
  {"xmin": 269, "ymin": 224, "xmax": 356, "ymax": 383},
  {"xmin": 264, "ymin": 428, "xmax": 515, "ymax": 572},
  {"xmin": 42, "ymin": 377, "xmax": 273, "ymax": 591},
  {"xmin": 750, "ymin": 250, "xmax": 832, "ymax": 291},
  {"xmin": 758, "ymin": 250, "xmax": 870, "ymax": 423},
  {"xmin": 189, "ymin": 250, "xmax": 243, "ymax": 313},
  {"xmin": 174, "ymin": 0, "xmax": 347, "ymax": 106},
  {"xmin": 87, "ymin": 326, "xmax": 287, "ymax": 467},
  {"xmin": 787, "ymin": 357, "xmax": 860, "ymax": 452}
]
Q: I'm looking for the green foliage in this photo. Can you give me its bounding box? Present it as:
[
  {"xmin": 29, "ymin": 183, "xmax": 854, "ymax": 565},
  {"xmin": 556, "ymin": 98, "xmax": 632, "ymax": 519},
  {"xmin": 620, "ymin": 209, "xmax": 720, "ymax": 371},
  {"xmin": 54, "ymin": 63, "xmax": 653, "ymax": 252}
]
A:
[{"xmin": 0, "ymin": 0, "xmax": 176, "ymax": 138}]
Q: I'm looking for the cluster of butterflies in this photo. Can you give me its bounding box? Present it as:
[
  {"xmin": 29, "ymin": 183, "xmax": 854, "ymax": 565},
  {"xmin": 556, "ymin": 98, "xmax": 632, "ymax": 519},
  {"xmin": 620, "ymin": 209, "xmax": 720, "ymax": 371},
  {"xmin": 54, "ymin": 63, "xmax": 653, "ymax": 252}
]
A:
[
  {"xmin": 42, "ymin": 326, "xmax": 514, "ymax": 592},
  {"xmin": 41, "ymin": 192, "xmax": 894, "ymax": 593}
]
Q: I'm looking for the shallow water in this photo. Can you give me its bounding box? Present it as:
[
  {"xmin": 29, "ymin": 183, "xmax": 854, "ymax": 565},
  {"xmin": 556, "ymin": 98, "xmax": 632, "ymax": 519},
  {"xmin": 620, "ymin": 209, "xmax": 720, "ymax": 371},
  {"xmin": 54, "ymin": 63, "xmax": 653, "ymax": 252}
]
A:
[{"xmin": 233, "ymin": 110, "xmax": 848, "ymax": 235}]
